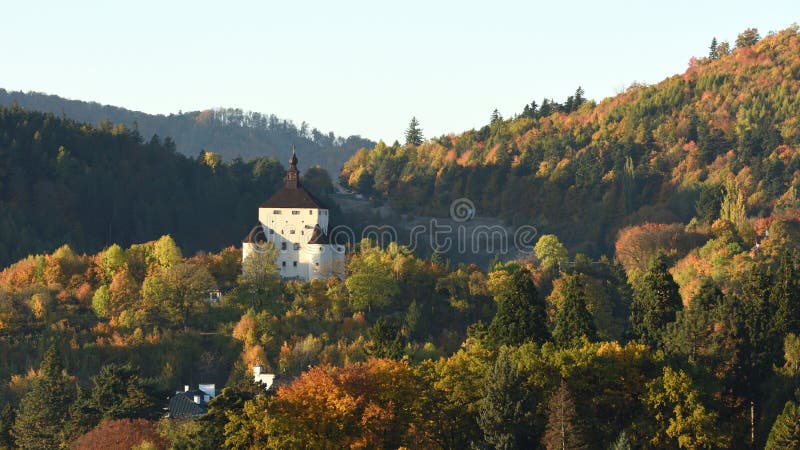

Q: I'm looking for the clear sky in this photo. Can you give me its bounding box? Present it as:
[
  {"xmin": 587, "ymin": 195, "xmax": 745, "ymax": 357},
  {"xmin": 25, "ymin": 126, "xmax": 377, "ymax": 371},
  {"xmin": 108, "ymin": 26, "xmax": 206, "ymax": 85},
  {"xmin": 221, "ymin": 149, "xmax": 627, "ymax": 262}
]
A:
[{"xmin": 2, "ymin": 1, "xmax": 798, "ymax": 143}]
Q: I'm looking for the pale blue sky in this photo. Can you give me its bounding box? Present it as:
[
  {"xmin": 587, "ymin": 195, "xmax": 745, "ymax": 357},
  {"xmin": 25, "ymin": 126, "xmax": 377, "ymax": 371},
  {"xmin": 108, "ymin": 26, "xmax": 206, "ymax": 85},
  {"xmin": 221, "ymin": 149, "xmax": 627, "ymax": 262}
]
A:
[{"xmin": 2, "ymin": 1, "xmax": 798, "ymax": 143}]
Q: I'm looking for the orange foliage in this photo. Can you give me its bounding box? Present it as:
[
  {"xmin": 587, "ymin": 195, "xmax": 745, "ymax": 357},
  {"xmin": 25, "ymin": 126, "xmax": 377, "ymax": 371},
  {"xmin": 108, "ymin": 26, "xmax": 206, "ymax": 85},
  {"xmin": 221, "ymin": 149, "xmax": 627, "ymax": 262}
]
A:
[{"xmin": 72, "ymin": 419, "xmax": 165, "ymax": 450}]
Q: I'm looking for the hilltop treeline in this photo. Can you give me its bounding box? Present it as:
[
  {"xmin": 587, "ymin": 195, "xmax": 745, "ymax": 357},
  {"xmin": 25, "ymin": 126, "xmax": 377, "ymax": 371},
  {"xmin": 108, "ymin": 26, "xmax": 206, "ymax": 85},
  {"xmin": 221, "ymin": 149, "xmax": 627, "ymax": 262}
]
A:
[{"xmin": 0, "ymin": 90, "xmax": 375, "ymax": 174}]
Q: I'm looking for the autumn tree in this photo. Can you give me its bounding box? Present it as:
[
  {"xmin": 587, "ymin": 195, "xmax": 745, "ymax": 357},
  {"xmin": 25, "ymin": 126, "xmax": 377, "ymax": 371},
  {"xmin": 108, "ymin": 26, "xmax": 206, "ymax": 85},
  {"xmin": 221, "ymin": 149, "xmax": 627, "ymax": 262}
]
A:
[
  {"xmin": 644, "ymin": 366, "xmax": 729, "ymax": 449},
  {"xmin": 542, "ymin": 379, "xmax": 587, "ymax": 450},
  {"xmin": 345, "ymin": 240, "xmax": 399, "ymax": 312},
  {"xmin": 71, "ymin": 419, "xmax": 164, "ymax": 450},
  {"xmin": 142, "ymin": 261, "xmax": 215, "ymax": 329}
]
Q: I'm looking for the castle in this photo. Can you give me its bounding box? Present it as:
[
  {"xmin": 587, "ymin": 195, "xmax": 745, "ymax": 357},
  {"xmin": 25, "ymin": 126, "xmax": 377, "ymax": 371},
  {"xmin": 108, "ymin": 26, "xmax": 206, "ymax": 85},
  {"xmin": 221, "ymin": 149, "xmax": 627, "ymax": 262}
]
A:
[{"xmin": 242, "ymin": 149, "xmax": 345, "ymax": 281}]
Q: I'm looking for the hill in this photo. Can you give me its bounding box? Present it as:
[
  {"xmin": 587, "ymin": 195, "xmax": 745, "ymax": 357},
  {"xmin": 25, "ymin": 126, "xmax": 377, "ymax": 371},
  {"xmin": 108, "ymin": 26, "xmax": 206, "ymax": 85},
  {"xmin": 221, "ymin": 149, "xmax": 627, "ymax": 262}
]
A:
[
  {"xmin": 340, "ymin": 26, "xmax": 800, "ymax": 256},
  {"xmin": 0, "ymin": 89, "xmax": 374, "ymax": 175}
]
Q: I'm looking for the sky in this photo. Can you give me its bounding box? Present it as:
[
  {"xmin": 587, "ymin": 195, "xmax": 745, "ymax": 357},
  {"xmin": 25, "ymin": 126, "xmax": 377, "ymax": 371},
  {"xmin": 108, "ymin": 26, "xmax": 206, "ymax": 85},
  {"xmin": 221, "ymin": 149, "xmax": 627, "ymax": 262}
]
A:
[{"xmin": 2, "ymin": 1, "xmax": 799, "ymax": 143}]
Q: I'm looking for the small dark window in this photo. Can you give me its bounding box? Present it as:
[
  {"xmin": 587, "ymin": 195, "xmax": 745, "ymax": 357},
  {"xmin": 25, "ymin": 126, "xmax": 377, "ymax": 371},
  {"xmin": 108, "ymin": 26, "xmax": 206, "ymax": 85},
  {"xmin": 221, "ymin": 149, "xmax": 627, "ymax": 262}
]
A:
[
  {"xmin": 269, "ymin": 229, "xmax": 274, "ymax": 234},
  {"xmin": 309, "ymin": 210, "xmax": 313, "ymax": 215},
  {"xmin": 293, "ymin": 261, "xmax": 298, "ymax": 267},
  {"xmin": 289, "ymin": 230, "xmax": 295, "ymax": 234},
  {"xmin": 281, "ymin": 261, "xmax": 286, "ymax": 267},
  {"xmin": 273, "ymin": 210, "xmax": 281, "ymax": 214},
  {"xmin": 292, "ymin": 210, "xmax": 300, "ymax": 215},
  {"xmin": 281, "ymin": 242, "xmax": 287, "ymax": 250},
  {"xmin": 294, "ymin": 243, "xmax": 300, "ymax": 250}
]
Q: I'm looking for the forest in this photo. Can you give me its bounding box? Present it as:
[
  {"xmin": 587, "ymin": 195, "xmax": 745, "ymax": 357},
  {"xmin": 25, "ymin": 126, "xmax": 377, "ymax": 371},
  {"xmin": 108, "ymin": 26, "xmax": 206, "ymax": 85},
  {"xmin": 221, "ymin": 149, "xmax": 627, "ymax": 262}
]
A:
[{"xmin": 0, "ymin": 25, "xmax": 799, "ymax": 450}]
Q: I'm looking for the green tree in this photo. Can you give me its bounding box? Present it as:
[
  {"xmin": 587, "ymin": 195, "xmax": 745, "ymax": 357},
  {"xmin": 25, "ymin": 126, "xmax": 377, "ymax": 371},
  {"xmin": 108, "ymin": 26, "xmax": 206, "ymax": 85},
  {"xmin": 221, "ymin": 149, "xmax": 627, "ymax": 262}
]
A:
[
  {"xmin": 239, "ymin": 242, "xmax": 280, "ymax": 310},
  {"xmin": 92, "ymin": 285, "xmax": 111, "ymax": 318},
  {"xmin": 487, "ymin": 267, "xmax": 549, "ymax": 347},
  {"xmin": 405, "ymin": 117, "xmax": 423, "ymax": 146},
  {"xmin": 542, "ymin": 379, "xmax": 587, "ymax": 450},
  {"xmin": 765, "ymin": 400, "xmax": 800, "ymax": 450},
  {"xmin": 535, "ymin": 235, "xmax": 569, "ymax": 271},
  {"xmin": 785, "ymin": 333, "xmax": 800, "ymax": 376},
  {"xmin": 149, "ymin": 235, "xmax": 183, "ymax": 272},
  {"xmin": 736, "ymin": 28, "xmax": 760, "ymax": 48},
  {"xmin": 478, "ymin": 350, "xmax": 538, "ymax": 449},
  {"xmin": 11, "ymin": 346, "xmax": 77, "ymax": 450},
  {"xmin": 143, "ymin": 261, "xmax": 215, "ymax": 329},
  {"xmin": 345, "ymin": 240, "xmax": 399, "ymax": 312},
  {"xmin": 552, "ymin": 274, "xmax": 596, "ymax": 348},
  {"xmin": 630, "ymin": 253, "xmax": 682, "ymax": 349},
  {"xmin": 100, "ymin": 244, "xmax": 127, "ymax": 283}
]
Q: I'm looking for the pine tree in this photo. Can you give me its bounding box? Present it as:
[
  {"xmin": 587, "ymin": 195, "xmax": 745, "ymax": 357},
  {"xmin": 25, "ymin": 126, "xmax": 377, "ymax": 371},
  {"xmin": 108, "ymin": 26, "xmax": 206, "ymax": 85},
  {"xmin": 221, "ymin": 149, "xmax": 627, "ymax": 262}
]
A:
[
  {"xmin": 765, "ymin": 401, "xmax": 800, "ymax": 450},
  {"xmin": 487, "ymin": 267, "xmax": 549, "ymax": 347},
  {"xmin": 478, "ymin": 350, "xmax": 538, "ymax": 449},
  {"xmin": 11, "ymin": 346, "xmax": 77, "ymax": 450},
  {"xmin": 709, "ymin": 37, "xmax": 719, "ymax": 59},
  {"xmin": 629, "ymin": 253, "xmax": 682, "ymax": 349},
  {"xmin": 367, "ymin": 317, "xmax": 405, "ymax": 360},
  {"xmin": 552, "ymin": 274, "xmax": 596, "ymax": 348},
  {"xmin": 405, "ymin": 117, "xmax": 423, "ymax": 146},
  {"xmin": 542, "ymin": 379, "xmax": 587, "ymax": 450}
]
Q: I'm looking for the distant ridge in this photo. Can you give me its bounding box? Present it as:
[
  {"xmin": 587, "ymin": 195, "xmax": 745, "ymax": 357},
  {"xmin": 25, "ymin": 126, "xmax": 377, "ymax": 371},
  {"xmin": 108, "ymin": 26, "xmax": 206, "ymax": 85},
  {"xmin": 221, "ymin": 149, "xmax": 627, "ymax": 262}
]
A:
[{"xmin": 0, "ymin": 89, "xmax": 374, "ymax": 175}]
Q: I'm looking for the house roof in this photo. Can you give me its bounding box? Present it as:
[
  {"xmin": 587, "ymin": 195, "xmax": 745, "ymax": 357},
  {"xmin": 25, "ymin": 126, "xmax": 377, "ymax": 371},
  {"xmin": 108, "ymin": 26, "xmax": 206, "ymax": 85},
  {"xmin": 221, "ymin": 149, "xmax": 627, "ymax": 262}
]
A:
[
  {"xmin": 167, "ymin": 391, "xmax": 208, "ymax": 419},
  {"xmin": 260, "ymin": 150, "xmax": 330, "ymax": 210},
  {"xmin": 260, "ymin": 184, "xmax": 329, "ymax": 209}
]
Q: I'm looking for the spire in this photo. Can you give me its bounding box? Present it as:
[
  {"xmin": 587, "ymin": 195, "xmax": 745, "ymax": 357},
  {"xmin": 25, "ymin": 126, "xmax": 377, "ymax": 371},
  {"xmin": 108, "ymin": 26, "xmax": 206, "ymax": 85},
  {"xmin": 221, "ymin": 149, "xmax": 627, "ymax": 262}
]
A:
[{"xmin": 286, "ymin": 145, "xmax": 299, "ymax": 188}]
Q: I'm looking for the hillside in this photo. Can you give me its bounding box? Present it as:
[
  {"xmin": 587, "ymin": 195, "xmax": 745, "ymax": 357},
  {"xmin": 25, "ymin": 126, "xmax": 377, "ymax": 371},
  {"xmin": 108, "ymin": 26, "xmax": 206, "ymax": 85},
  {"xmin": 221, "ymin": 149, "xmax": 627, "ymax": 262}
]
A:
[
  {"xmin": 341, "ymin": 26, "xmax": 800, "ymax": 256},
  {"xmin": 0, "ymin": 89, "xmax": 375, "ymax": 175},
  {"xmin": 0, "ymin": 104, "xmax": 347, "ymax": 267}
]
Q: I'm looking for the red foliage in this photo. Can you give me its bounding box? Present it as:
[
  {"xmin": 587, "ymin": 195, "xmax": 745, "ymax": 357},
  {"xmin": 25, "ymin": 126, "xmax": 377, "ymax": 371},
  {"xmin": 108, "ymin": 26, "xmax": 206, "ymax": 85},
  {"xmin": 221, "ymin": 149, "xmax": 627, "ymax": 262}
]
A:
[{"xmin": 72, "ymin": 418, "xmax": 164, "ymax": 450}]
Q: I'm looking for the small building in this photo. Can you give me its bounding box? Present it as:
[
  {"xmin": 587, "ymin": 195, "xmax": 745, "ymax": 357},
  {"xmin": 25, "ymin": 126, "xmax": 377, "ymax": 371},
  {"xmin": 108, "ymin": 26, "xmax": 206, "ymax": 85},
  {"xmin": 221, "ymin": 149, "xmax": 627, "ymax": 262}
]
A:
[
  {"xmin": 243, "ymin": 148, "xmax": 345, "ymax": 281},
  {"xmin": 166, "ymin": 384, "xmax": 216, "ymax": 419},
  {"xmin": 253, "ymin": 364, "xmax": 275, "ymax": 390}
]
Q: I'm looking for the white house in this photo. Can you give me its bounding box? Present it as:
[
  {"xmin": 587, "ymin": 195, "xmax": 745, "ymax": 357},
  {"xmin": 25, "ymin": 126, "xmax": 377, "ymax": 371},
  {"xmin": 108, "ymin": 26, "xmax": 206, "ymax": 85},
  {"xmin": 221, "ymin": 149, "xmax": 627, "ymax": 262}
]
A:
[{"xmin": 243, "ymin": 149, "xmax": 345, "ymax": 281}]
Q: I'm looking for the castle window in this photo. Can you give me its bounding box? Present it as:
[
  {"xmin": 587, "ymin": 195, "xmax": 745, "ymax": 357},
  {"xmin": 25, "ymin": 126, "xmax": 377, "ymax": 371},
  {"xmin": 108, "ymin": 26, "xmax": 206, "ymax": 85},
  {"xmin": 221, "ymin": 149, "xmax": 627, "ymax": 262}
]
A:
[
  {"xmin": 309, "ymin": 210, "xmax": 313, "ymax": 215},
  {"xmin": 315, "ymin": 262, "xmax": 319, "ymax": 266},
  {"xmin": 273, "ymin": 210, "xmax": 281, "ymax": 214},
  {"xmin": 293, "ymin": 261, "xmax": 298, "ymax": 267},
  {"xmin": 293, "ymin": 243, "xmax": 300, "ymax": 250},
  {"xmin": 269, "ymin": 229, "xmax": 274, "ymax": 234},
  {"xmin": 292, "ymin": 210, "xmax": 300, "ymax": 215},
  {"xmin": 281, "ymin": 242, "xmax": 287, "ymax": 250},
  {"xmin": 289, "ymin": 230, "xmax": 296, "ymax": 234},
  {"xmin": 281, "ymin": 261, "xmax": 286, "ymax": 267}
]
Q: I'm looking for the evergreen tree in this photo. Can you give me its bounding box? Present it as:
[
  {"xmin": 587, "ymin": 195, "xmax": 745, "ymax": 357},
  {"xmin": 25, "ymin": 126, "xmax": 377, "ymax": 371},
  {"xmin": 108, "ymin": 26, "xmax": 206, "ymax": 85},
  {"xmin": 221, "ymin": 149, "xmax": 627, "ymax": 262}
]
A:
[
  {"xmin": 629, "ymin": 253, "xmax": 682, "ymax": 349},
  {"xmin": 367, "ymin": 317, "xmax": 405, "ymax": 360},
  {"xmin": 487, "ymin": 267, "xmax": 549, "ymax": 347},
  {"xmin": 542, "ymin": 379, "xmax": 587, "ymax": 450},
  {"xmin": 736, "ymin": 28, "xmax": 761, "ymax": 48},
  {"xmin": 771, "ymin": 250, "xmax": 800, "ymax": 335},
  {"xmin": 765, "ymin": 401, "xmax": 800, "ymax": 450},
  {"xmin": 478, "ymin": 350, "xmax": 538, "ymax": 449},
  {"xmin": 609, "ymin": 431, "xmax": 632, "ymax": 450},
  {"xmin": 709, "ymin": 37, "xmax": 719, "ymax": 59},
  {"xmin": 11, "ymin": 346, "xmax": 77, "ymax": 450},
  {"xmin": 552, "ymin": 274, "xmax": 596, "ymax": 348},
  {"xmin": 405, "ymin": 117, "xmax": 423, "ymax": 146}
]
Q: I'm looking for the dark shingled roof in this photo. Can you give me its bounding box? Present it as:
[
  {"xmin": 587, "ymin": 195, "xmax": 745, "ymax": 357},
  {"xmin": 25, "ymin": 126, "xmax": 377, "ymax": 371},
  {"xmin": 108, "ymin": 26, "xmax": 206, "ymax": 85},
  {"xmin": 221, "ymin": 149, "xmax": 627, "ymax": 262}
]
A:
[
  {"xmin": 260, "ymin": 183, "xmax": 329, "ymax": 209},
  {"xmin": 167, "ymin": 391, "xmax": 208, "ymax": 419}
]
